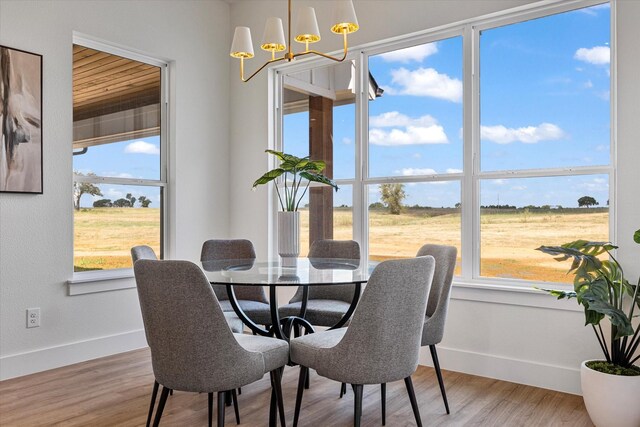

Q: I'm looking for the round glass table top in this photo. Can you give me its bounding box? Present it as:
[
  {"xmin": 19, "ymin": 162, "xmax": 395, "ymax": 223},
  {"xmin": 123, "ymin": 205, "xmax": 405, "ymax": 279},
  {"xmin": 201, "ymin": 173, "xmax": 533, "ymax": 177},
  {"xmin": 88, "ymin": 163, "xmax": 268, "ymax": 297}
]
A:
[{"xmin": 202, "ymin": 257, "xmax": 372, "ymax": 286}]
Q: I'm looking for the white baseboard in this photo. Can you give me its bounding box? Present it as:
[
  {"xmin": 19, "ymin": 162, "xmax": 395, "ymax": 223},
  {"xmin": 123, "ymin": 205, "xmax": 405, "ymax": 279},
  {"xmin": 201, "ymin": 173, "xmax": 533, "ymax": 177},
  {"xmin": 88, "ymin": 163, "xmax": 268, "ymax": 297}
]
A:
[
  {"xmin": 419, "ymin": 345, "xmax": 581, "ymax": 395},
  {"xmin": 0, "ymin": 329, "xmax": 148, "ymax": 381}
]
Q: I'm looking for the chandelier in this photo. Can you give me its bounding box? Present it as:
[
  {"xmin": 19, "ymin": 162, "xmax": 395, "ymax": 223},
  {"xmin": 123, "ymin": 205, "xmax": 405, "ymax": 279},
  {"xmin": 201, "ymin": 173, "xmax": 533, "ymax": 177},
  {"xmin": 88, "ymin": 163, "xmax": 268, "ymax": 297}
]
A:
[{"xmin": 230, "ymin": 0, "xmax": 359, "ymax": 82}]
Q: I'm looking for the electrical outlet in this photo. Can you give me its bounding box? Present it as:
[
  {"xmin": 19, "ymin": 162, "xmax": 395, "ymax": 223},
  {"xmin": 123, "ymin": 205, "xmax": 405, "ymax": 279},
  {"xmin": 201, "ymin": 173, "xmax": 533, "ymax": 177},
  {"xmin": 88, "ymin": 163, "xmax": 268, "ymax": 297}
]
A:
[{"xmin": 26, "ymin": 308, "xmax": 40, "ymax": 328}]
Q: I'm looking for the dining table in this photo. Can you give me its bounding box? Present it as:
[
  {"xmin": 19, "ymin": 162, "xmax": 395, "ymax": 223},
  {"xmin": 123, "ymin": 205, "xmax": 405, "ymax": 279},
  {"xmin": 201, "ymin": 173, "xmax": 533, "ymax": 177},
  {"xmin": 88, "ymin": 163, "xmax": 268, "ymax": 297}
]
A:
[{"xmin": 202, "ymin": 257, "xmax": 372, "ymax": 340}]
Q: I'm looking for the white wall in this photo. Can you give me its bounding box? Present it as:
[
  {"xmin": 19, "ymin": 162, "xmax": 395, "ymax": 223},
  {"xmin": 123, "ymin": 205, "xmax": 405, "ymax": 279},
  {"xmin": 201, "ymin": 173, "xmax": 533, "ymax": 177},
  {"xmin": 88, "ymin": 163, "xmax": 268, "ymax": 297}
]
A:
[
  {"xmin": 0, "ymin": 0, "xmax": 231, "ymax": 379},
  {"xmin": 228, "ymin": 0, "xmax": 640, "ymax": 395}
]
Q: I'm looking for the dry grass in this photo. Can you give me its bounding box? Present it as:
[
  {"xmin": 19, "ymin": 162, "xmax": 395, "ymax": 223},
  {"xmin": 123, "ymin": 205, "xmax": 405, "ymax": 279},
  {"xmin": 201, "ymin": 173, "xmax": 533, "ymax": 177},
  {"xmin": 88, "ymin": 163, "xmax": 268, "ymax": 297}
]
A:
[{"xmin": 74, "ymin": 207, "xmax": 608, "ymax": 283}]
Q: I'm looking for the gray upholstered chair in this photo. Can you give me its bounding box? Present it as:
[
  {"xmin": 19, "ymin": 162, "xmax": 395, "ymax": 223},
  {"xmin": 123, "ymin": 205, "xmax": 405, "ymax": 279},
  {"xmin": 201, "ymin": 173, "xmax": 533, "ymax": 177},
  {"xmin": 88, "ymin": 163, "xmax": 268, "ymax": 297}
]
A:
[
  {"xmin": 290, "ymin": 256, "xmax": 436, "ymax": 427},
  {"xmin": 413, "ymin": 243, "xmax": 457, "ymax": 415},
  {"xmin": 279, "ymin": 239, "xmax": 361, "ymax": 327},
  {"xmin": 200, "ymin": 239, "xmax": 272, "ymax": 326},
  {"xmin": 131, "ymin": 245, "xmax": 243, "ymax": 426},
  {"xmin": 133, "ymin": 259, "xmax": 289, "ymax": 427}
]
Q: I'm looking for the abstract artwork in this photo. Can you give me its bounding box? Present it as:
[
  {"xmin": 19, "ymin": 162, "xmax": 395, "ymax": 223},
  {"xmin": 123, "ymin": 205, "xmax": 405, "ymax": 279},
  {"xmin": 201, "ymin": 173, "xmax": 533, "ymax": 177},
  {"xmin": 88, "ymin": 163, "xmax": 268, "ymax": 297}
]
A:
[{"xmin": 0, "ymin": 45, "xmax": 42, "ymax": 193}]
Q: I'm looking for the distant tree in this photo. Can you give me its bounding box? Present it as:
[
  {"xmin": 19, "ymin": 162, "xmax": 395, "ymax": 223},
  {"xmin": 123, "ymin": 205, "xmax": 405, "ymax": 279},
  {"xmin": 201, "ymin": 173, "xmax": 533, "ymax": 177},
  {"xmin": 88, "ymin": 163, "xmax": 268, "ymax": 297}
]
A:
[
  {"xmin": 113, "ymin": 198, "xmax": 131, "ymax": 208},
  {"xmin": 369, "ymin": 202, "xmax": 385, "ymax": 209},
  {"xmin": 455, "ymin": 202, "xmax": 462, "ymax": 209},
  {"xmin": 578, "ymin": 196, "xmax": 599, "ymax": 208},
  {"xmin": 125, "ymin": 193, "xmax": 137, "ymax": 207},
  {"xmin": 138, "ymin": 196, "xmax": 152, "ymax": 208},
  {"xmin": 73, "ymin": 172, "xmax": 102, "ymax": 211},
  {"xmin": 380, "ymin": 183, "xmax": 406, "ymax": 215},
  {"xmin": 93, "ymin": 199, "xmax": 112, "ymax": 208}
]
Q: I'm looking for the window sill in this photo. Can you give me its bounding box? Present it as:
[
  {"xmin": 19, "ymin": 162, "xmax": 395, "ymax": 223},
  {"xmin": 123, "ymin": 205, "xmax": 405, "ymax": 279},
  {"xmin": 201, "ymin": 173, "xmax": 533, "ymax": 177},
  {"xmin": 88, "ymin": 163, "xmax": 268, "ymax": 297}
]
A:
[
  {"xmin": 68, "ymin": 269, "xmax": 136, "ymax": 295},
  {"xmin": 451, "ymin": 279, "xmax": 580, "ymax": 312}
]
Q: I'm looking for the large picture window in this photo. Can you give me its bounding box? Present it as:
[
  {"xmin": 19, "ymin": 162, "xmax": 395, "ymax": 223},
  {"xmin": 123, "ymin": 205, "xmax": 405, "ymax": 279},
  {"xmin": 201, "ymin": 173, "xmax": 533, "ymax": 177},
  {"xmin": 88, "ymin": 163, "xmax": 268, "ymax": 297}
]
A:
[
  {"xmin": 72, "ymin": 41, "xmax": 167, "ymax": 273},
  {"xmin": 275, "ymin": 0, "xmax": 612, "ymax": 286}
]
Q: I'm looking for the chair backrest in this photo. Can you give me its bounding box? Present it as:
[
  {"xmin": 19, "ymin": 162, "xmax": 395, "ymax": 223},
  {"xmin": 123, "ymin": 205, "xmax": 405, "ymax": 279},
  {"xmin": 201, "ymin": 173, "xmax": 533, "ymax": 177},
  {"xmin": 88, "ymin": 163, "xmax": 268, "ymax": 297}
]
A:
[
  {"xmin": 131, "ymin": 245, "xmax": 158, "ymax": 263},
  {"xmin": 133, "ymin": 259, "xmax": 264, "ymax": 392},
  {"xmin": 200, "ymin": 239, "xmax": 267, "ymax": 303},
  {"xmin": 330, "ymin": 256, "xmax": 435, "ymax": 385},
  {"xmin": 289, "ymin": 239, "xmax": 361, "ymax": 303},
  {"xmin": 416, "ymin": 244, "xmax": 457, "ymax": 346}
]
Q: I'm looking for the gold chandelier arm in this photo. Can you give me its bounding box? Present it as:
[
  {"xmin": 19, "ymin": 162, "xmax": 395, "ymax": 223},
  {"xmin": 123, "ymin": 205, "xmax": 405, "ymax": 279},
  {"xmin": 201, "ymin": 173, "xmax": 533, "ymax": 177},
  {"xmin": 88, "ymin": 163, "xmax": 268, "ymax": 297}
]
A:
[
  {"xmin": 240, "ymin": 55, "xmax": 289, "ymax": 82},
  {"xmin": 293, "ymin": 31, "xmax": 349, "ymax": 63}
]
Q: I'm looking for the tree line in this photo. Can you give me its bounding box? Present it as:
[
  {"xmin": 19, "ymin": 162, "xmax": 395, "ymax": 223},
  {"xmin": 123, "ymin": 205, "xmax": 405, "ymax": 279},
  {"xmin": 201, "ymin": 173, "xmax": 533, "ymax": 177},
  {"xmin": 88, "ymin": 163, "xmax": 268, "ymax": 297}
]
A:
[{"xmin": 73, "ymin": 172, "xmax": 152, "ymax": 210}]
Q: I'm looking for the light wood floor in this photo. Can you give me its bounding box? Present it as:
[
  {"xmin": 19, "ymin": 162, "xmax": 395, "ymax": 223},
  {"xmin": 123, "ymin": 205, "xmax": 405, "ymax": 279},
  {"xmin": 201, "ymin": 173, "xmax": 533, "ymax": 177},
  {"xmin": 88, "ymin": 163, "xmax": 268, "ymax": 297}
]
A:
[{"xmin": 0, "ymin": 348, "xmax": 592, "ymax": 426}]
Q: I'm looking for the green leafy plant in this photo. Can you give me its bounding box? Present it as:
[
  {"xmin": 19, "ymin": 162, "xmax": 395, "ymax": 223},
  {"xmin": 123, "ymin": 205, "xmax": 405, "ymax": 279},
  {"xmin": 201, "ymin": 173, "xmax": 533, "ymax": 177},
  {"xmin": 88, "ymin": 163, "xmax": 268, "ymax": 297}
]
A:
[
  {"xmin": 536, "ymin": 229, "xmax": 640, "ymax": 372},
  {"xmin": 252, "ymin": 150, "xmax": 338, "ymax": 211}
]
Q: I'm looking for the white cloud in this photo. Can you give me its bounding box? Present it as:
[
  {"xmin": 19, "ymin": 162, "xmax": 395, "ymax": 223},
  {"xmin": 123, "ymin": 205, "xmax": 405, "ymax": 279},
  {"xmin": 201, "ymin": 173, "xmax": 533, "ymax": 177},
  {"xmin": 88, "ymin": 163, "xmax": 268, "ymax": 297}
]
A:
[
  {"xmin": 369, "ymin": 112, "xmax": 448, "ymax": 146},
  {"xmin": 369, "ymin": 125, "xmax": 448, "ymax": 146},
  {"xmin": 492, "ymin": 179, "xmax": 507, "ymax": 185},
  {"xmin": 574, "ymin": 46, "xmax": 610, "ymax": 65},
  {"xmin": 511, "ymin": 185, "xmax": 527, "ymax": 191},
  {"xmin": 481, "ymin": 123, "xmax": 566, "ymax": 144},
  {"xmin": 446, "ymin": 168, "xmax": 462, "ymax": 174},
  {"xmin": 342, "ymin": 137, "xmax": 352, "ymax": 145},
  {"xmin": 124, "ymin": 140, "xmax": 160, "ymax": 155},
  {"xmin": 370, "ymin": 111, "xmax": 437, "ymax": 128},
  {"xmin": 584, "ymin": 80, "xmax": 593, "ymax": 89},
  {"xmin": 379, "ymin": 43, "xmax": 438, "ymax": 63},
  {"xmin": 399, "ymin": 168, "xmax": 438, "ymax": 176},
  {"xmin": 578, "ymin": 3, "xmax": 610, "ymax": 16},
  {"xmin": 386, "ymin": 67, "xmax": 462, "ymax": 102},
  {"xmin": 412, "ymin": 153, "xmax": 422, "ymax": 159}
]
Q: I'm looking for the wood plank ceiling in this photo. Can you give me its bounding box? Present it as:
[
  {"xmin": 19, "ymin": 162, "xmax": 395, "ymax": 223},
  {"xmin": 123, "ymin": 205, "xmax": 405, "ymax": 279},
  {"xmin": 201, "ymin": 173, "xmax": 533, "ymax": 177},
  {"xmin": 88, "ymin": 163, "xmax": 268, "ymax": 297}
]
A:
[{"xmin": 72, "ymin": 45, "xmax": 160, "ymax": 122}]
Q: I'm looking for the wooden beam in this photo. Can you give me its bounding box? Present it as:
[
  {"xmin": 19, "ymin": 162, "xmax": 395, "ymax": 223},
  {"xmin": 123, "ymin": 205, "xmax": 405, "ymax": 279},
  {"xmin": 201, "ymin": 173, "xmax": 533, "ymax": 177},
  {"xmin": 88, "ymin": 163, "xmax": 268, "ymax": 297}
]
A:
[{"xmin": 308, "ymin": 95, "xmax": 334, "ymax": 244}]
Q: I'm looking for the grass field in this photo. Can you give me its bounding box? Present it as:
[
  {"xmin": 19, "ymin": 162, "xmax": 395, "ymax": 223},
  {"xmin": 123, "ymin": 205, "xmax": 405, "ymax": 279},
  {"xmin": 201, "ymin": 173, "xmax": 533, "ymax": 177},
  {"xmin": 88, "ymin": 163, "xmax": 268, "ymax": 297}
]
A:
[{"xmin": 74, "ymin": 207, "xmax": 608, "ymax": 283}]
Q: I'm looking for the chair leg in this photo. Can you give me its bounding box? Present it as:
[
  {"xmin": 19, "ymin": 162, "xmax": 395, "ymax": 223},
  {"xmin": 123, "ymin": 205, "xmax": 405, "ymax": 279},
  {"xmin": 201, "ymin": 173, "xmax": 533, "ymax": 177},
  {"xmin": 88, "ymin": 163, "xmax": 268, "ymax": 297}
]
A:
[
  {"xmin": 169, "ymin": 389, "xmax": 173, "ymax": 396},
  {"xmin": 269, "ymin": 386, "xmax": 277, "ymax": 427},
  {"xmin": 305, "ymin": 368, "xmax": 310, "ymax": 389},
  {"xmin": 146, "ymin": 380, "xmax": 159, "ymax": 427},
  {"xmin": 404, "ymin": 376, "xmax": 422, "ymax": 427},
  {"xmin": 231, "ymin": 389, "xmax": 240, "ymax": 425},
  {"xmin": 238, "ymin": 387, "xmax": 242, "ymax": 395},
  {"xmin": 353, "ymin": 384, "xmax": 363, "ymax": 427},
  {"xmin": 270, "ymin": 368, "xmax": 286, "ymax": 427},
  {"xmin": 217, "ymin": 391, "xmax": 226, "ymax": 427},
  {"xmin": 293, "ymin": 366, "xmax": 308, "ymax": 427},
  {"xmin": 152, "ymin": 386, "xmax": 170, "ymax": 427},
  {"xmin": 429, "ymin": 345, "xmax": 450, "ymax": 414},
  {"xmin": 208, "ymin": 393, "xmax": 214, "ymax": 427},
  {"xmin": 225, "ymin": 390, "xmax": 232, "ymax": 407},
  {"xmin": 381, "ymin": 383, "xmax": 386, "ymax": 426}
]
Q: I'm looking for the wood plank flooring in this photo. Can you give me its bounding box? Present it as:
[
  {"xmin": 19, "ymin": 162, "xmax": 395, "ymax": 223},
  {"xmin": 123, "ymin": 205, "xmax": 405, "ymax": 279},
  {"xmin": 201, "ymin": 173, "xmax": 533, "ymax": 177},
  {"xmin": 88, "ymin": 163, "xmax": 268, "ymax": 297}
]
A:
[{"xmin": 0, "ymin": 348, "xmax": 593, "ymax": 426}]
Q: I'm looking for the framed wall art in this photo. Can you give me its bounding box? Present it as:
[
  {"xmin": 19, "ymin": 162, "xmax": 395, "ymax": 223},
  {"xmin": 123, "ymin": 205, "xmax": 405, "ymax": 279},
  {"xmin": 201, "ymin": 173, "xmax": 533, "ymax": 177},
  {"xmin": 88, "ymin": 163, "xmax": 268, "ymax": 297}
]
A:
[{"xmin": 0, "ymin": 45, "xmax": 43, "ymax": 194}]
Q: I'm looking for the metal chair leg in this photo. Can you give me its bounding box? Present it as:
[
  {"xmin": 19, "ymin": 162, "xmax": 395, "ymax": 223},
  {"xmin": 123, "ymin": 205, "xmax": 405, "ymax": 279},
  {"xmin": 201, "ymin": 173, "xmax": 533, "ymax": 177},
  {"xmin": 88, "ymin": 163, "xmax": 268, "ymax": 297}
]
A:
[
  {"xmin": 293, "ymin": 366, "xmax": 308, "ymax": 427},
  {"xmin": 208, "ymin": 392, "xmax": 214, "ymax": 427},
  {"xmin": 429, "ymin": 344, "xmax": 450, "ymax": 414},
  {"xmin": 217, "ymin": 391, "xmax": 226, "ymax": 427},
  {"xmin": 353, "ymin": 384, "xmax": 363, "ymax": 427},
  {"xmin": 270, "ymin": 369, "xmax": 286, "ymax": 427},
  {"xmin": 381, "ymin": 383, "xmax": 386, "ymax": 425},
  {"xmin": 146, "ymin": 380, "xmax": 159, "ymax": 427},
  {"xmin": 152, "ymin": 386, "xmax": 170, "ymax": 427},
  {"xmin": 225, "ymin": 390, "xmax": 232, "ymax": 407},
  {"xmin": 339, "ymin": 382, "xmax": 347, "ymax": 398},
  {"xmin": 305, "ymin": 368, "xmax": 310, "ymax": 389},
  {"xmin": 231, "ymin": 389, "xmax": 240, "ymax": 425},
  {"xmin": 404, "ymin": 376, "xmax": 422, "ymax": 427}
]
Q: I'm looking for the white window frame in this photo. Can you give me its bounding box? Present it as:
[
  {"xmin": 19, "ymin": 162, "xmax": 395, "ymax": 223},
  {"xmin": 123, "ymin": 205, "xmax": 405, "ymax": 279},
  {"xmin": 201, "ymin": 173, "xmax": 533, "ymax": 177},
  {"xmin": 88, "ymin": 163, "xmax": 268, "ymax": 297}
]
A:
[
  {"xmin": 270, "ymin": 0, "xmax": 614, "ymax": 293},
  {"xmin": 69, "ymin": 34, "xmax": 169, "ymax": 288}
]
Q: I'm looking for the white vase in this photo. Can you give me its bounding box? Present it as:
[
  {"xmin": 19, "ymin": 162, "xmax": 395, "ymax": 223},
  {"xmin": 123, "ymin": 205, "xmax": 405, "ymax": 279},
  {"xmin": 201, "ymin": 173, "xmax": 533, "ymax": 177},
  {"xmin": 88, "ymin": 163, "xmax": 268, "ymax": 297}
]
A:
[
  {"xmin": 581, "ymin": 360, "xmax": 640, "ymax": 427},
  {"xmin": 278, "ymin": 211, "xmax": 300, "ymax": 259}
]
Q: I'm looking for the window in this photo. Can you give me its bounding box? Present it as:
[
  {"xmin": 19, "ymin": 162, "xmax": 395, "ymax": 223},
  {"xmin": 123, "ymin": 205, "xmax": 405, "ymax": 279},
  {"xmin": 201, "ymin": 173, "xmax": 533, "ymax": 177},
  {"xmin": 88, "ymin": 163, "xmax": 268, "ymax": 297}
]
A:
[
  {"xmin": 477, "ymin": 3, "xmax": 611, "ymax": 282},
  {"xmin": 275, "ymin": 1, "xmax": 612, "ymax": 286},
  {"xmin": 72, "ymin": 41, "xmax": 167, "ymax": 273}
]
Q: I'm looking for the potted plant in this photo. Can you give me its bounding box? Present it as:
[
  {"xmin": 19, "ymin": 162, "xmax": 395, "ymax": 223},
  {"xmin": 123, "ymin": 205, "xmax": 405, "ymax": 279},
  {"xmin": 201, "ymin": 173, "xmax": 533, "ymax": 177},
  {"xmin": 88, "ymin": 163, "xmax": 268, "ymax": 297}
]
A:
[
  {"xmin": 536, "ymin": 229, "xmax": 640, "ymax": 427},
  {"xmin": 253, "ymin": 150, "xmax": 338, "ymax": 259}
]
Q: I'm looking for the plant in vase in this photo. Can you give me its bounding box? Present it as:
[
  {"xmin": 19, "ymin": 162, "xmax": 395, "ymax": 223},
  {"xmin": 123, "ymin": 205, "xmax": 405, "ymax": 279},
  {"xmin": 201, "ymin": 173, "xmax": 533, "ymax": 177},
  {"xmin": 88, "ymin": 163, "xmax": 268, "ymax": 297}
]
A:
[
  {"xmin": 536, "ymin": 229, "xmax": 640, "ymax": 427},
  {"xmin": 252, "ymin": 150, "xmax": 338, "ymax": 259}
]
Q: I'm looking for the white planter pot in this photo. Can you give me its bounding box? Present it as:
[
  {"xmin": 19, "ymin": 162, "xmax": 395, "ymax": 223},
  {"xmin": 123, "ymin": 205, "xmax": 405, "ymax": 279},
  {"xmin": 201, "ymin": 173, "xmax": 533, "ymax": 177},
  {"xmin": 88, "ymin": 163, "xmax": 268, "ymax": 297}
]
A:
[
  {"xmin": 278, "ymin": 211, "xmax": 300, "ymax": 259},
  {"xmin": 581, "ymin": 360, "xmax": 640, "ymax": 427}
]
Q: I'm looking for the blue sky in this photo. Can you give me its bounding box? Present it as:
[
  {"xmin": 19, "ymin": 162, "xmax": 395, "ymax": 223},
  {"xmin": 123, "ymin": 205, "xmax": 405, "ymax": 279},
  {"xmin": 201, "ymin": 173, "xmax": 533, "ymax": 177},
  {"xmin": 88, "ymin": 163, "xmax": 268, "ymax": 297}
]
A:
[
  {"xmin": 285, "ymin": 2, "xmax": 611, "ymax": 209},
  {"xmin": 73, "ymin": 136, "xmax": 161, "ymax": 207}
]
